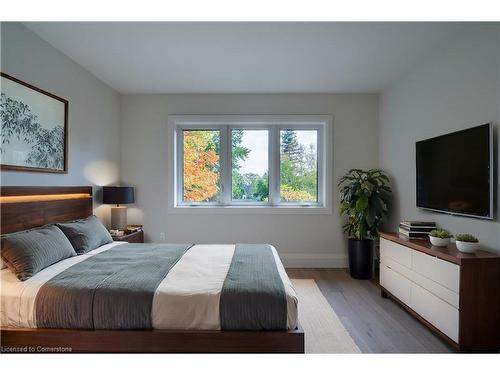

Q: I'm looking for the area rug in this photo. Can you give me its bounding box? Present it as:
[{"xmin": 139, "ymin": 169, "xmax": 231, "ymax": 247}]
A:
[{"xmin": 291, "ymin": 278, "xmax": 361, "ymax": 353}]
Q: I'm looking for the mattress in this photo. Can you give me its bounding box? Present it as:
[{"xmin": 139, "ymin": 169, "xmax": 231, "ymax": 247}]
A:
[{"xmin": 0, "ymin": 242, "xmax": 298, "ymax": 330}]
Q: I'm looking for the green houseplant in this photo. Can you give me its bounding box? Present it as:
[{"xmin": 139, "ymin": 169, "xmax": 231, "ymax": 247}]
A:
[
  {"xmin": 455, "ymin": 233, "xmax": 479, "ymax": 253},
  {"xmin": 338, "ymin": 169, "xmax": 391, "ymax": 279},
  {"xmin": 429, "ymin": 229, "xmax": 453, "ymax": 247},
  {"xmin": 429, "ymin": 229, "xmax": 453, "ymax": 238}
]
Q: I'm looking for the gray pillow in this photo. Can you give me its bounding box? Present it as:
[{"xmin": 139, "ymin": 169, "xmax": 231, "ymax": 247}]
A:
[
  {"xmin": 1, "ymin": 225, "xmax": 76, "ymax": 281},
  {"xmin": 56, "ymin": 215, "xmax": 113, "ymax": 255}
]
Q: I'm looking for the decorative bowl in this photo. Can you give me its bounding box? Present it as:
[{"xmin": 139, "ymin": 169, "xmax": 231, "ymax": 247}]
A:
[
  {"xmin": 455, "ymin": 241, "xmax": 479, "ymax": 253},
  {"xmin": 429, "ymin": 236, "xmax": 450, "ymax": 247}
]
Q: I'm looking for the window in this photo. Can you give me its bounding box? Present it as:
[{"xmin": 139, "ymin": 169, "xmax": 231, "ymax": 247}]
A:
[
  {"xmin": 182, "ymin": 129, "xmax": 220, "ymax": 203},
  {"xmin": 171, "ymin": 116, "xmax": 330, "ymax": 211},
  {"xmin": 280, "ymin": 130, "xmax": 318, "ymax": 203},
  {"xmin": 232, "ymin": 129, "xmax": 269, "ymax": 203}
]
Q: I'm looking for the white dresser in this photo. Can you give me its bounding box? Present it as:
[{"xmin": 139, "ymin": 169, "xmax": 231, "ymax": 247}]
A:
[{"xmin": 379, "ymin": 232, "xmax": 500, "ymax": 352}]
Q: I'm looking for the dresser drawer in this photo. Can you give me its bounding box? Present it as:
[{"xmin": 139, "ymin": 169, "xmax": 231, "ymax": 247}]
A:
[
  {"xmin": 410, "ymin": 269, "xmax": 459, "ymax": 308},
  {"xmin": 381, "ymin": 255, "xmax": 412, "ymax": 280},
  {"xmin": 412, "ymin": 250, "xmax": 460, "ymax": 293},
  {"xmin": 380, "ymin": 263, "xmax": 411, "ymax": 306},
  {"xmin": 410, "ymin": 282, "xmax": 459, "ymax": 343},
  {"xmin": 380, "ymin": 238, "xmax": 412, "ymax": 269}
]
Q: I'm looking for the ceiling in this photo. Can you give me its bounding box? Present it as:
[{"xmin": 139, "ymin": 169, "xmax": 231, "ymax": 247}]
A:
[{"xmin": 25, "ymin": 22, "xmax": 467, "ymax": 94}]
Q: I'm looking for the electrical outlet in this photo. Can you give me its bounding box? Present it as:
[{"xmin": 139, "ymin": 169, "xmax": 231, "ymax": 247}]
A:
[{"xmin": 159, "ymin": 232, "xmax": 166, "ymax": 241}]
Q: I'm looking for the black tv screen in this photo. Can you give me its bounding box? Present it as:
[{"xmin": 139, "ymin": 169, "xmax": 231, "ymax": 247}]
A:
[{"xmin": 416, "ymin": 123, "xmax": 493, "ymax": 219}]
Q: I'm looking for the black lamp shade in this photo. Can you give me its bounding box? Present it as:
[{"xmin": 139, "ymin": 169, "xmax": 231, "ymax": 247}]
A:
[{"xmin": 102, "ymin": 186, "xmax": 134, "ymax": 205}]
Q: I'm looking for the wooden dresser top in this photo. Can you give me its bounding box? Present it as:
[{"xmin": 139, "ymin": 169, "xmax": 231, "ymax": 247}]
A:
[{"xmin": 379, "ymin": 232, "xmax": 500, "ymax": 265}]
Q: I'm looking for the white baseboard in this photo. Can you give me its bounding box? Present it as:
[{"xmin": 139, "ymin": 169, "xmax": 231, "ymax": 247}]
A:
[{"xmin": 279, "ymin": 252, "xmax": 347, "ymax": 268}]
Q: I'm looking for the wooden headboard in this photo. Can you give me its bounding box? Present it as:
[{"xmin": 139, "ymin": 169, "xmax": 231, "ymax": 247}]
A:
[{"xmin": 0, "ymin": 186, "xmax": 93, "ymax": 234}]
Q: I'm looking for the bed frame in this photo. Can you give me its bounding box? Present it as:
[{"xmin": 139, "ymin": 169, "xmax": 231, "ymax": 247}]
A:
[{"xmin": 0, "ymin": 186, "xmax": 304, "ymax": 353}]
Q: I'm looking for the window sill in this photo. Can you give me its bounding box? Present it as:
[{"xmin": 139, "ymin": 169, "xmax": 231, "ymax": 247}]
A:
[{"xmin": 168, "ymin": 205, "xmax": 332, "ymax": 215}]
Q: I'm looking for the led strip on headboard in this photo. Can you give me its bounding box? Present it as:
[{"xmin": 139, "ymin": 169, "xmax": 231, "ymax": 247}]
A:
[{"xmin": 0, "ymin": 193, "xmax": 91, "ymax": 204}]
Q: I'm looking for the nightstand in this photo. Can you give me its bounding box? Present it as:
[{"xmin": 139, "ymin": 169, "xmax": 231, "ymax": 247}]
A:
[{"xmin": 111, "ymin": 229, "xmax": 144, "ymax": 243}]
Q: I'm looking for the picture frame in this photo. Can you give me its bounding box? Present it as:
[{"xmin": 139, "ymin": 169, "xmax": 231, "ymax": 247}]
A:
[{"xmin": 0, "ymin": 72, "xmax": 68, "ymax": 173}]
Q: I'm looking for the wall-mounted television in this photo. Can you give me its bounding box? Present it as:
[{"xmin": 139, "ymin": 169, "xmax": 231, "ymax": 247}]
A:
[{"xmin": 416, "ymin": 123, "xmax": 493, "ymax": 220}]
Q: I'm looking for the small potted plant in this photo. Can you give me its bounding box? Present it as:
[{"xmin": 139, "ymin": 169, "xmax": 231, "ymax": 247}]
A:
[
  {"xmin": 455, "ymin": 233, "xmax": 479, "ymax": 253},
  {"xmin": 429, "ymin": 229, "xmax": 453, "ymax": 247}
]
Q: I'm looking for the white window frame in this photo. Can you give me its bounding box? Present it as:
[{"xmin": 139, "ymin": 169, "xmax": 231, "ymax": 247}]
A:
[{"xmin": 168, "ymin": 115, "xmax": 332, "ymax": 215}]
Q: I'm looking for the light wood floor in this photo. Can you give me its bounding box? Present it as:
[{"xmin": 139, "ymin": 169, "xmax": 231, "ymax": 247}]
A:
[{"xmin": 286, "ymin": 268, "xmax": 454, "ymax": 353}]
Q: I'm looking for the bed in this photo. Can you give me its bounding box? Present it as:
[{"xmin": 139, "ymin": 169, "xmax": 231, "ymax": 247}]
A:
[{"xmin": 0, "ymin": 186, "xmax": 304, "ymax": 353}]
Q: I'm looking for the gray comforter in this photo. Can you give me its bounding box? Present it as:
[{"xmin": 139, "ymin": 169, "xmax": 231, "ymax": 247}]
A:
[
  {"xmin": 220, "ymin": 244, "xmax": 287, "ymax": 330},
  {"xmin": 35, "ymin": 243, "xmax": 288, "ymax": 330},
  {"xmin": 35, "ymin": 243, "xmax": 192, "ymax": 329}
]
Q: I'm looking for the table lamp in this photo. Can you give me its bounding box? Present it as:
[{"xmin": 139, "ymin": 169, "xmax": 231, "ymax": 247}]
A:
[{"xmin": 102, "ymin": 186, "xmax": 135, "ymax": 230}]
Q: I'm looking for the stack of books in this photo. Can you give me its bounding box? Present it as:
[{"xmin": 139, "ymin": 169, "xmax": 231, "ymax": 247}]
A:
[{"xmin": 399, "ymin": 220, "xmax": 437, "ymax": 240}]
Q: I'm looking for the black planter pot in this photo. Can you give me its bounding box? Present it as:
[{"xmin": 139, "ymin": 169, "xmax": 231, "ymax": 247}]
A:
[{"xmin": 348, "ymin": 239, "xmax": 374, "ymax": 280}]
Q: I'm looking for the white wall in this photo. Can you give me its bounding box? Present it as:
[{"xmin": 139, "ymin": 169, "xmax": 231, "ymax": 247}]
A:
[
  {"xmin": 380, "ymin": 25, "xmax": 500, "ymax": 252},
  {"xmin": 1, "ymin": 23, "xmax": 121, "ymax": 224},
  {"xmin": 121, "ymin": 94, "xmax": 379, "ymax": 266},
  {"xmin": 9, "ymin": 21, "xmax": 496, "ymax": 261}
]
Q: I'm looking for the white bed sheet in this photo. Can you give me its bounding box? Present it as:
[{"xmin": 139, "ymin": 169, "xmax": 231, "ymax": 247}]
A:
[{"xmin": 0, "ymin": 242, "xmax": 298, "ymax": 330}]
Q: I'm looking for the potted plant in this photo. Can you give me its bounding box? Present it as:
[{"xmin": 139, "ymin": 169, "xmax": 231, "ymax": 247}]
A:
[
  {"xmin": 455, "ymin": 233, "xmax": 479, "ymax": 253},
  {"xmin": 339, "ymin": 169, "xmax": 391, "ymax": 279},
  {"xmin": 429, "ymin": 229, "xmax": 453, "ymax": 247}
]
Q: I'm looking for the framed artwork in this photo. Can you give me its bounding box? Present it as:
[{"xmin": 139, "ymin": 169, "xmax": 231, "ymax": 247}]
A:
[{"xmin": 0, "ymin": 72, "xmax": 68, "ymax": 173}]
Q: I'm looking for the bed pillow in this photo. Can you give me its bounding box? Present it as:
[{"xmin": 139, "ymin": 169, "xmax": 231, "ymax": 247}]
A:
[
  {"xmin": 1, "ymin": 225, "xmax": 76, "ymax": 281},
  {"xmin": 56, "ymin": 215, "xmax": 113, "ymax": 255}
]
